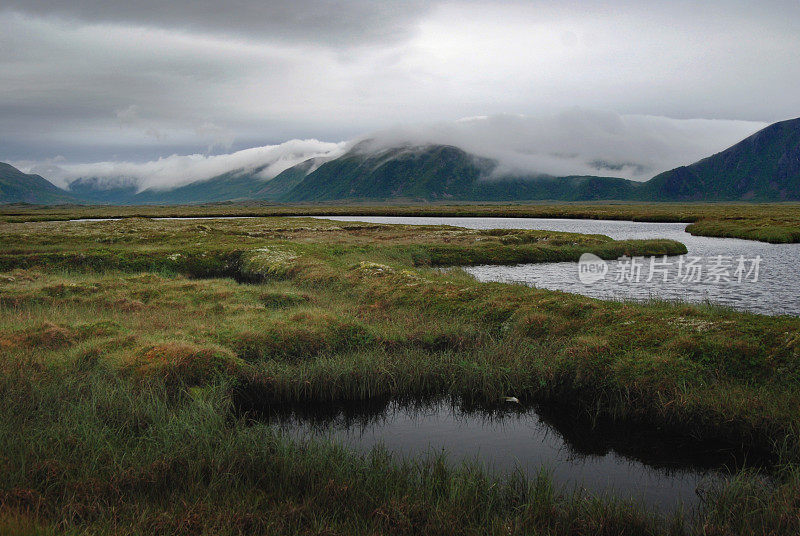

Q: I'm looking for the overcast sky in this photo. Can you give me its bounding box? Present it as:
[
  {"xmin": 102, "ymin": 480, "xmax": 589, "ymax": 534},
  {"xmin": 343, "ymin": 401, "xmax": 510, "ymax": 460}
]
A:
[{"xmin": 2, "ymin": 1, "xmax": 799, "ymax": 180}]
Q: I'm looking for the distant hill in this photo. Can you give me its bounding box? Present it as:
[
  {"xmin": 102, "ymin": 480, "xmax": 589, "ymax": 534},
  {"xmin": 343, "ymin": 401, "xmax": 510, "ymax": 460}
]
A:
[
  {"xmin": 279, "ymin": 144, "xmax": 639, "ymax": 202},
  {"xmin": 59, "ymin": 145, "xmax": 640, "ymax": 204},
  {"xmin": 134, "ymin": 169, "xmax": 269, "ymax": 204},
  {"xmin": 64, "ymin": 159, "xmax": 323, "ymax": 205},
  {"xmin": 68, "ymin": 168, "xmax": 273, "ymax": 205},
  {"xmin": 6, "ymin": 117, "xmax": 800, "ymax": 205},
  {"xmin": 67, "ymin": 177, "xmax": 140, "ymax": 204},
  {"xmin": 0, "ymin": 162, "xmax": 77, "ymax": 204},
  {"xmin": 641, "ymin": 117, "xmax": 800, "ymax": 201}
]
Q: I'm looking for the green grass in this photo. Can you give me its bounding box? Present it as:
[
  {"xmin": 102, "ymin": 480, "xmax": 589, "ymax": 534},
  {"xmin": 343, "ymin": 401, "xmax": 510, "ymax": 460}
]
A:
[
  {"xmin": 0, "ymin": 362, "xmax": 689, "ymax": 536},
  {"xmin": 1, "ymin": 213, "xmax": 800, "ymax": 534},
  {"xmin": 4, "ymin": 201, "xmax": 800, "ymax": 243},
  {"xmin": 685, "ymin": 220, "xmax": 800, "ymax": 243}
]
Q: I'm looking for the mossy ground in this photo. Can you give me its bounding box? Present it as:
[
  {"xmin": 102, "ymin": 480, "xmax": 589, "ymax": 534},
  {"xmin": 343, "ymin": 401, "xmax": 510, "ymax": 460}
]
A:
[
  {"xmin": 1, "ymin": 214, "xmax": 799, "ymax": 534},
  {"xmin": 4, "ymin": 201, "xmax": 800, "ymax": 243}
]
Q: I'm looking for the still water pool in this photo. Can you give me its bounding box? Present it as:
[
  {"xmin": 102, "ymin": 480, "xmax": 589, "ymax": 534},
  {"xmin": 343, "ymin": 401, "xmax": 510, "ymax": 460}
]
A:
[{"xmin": 258, "ymin": 398, "xmax": 757, "ymax": 514}]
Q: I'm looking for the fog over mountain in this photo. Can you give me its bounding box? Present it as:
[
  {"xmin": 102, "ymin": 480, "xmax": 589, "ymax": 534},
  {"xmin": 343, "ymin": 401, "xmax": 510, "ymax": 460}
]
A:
[
  {"xmin": 33, "ymin": 140, "xmax": 346, "ymax": 191},
  {"xmin": 20, "ymin": 110, "xmax": 764, "ymax": 191},
  {"xmin": 352, "ymin": 111, "xmax": 764, "ymax": 181}
]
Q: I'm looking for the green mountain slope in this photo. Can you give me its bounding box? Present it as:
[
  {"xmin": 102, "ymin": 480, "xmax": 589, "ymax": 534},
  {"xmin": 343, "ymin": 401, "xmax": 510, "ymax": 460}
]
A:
[
  {"xmin": 281, "ymin": 145, "xmax": 640, "ymax": 202},
  {"xmin": 0, "ymin": 162, "xmax": 77, "ymax": 204},
  {"xmin": 134, "ymin": 171, "xmax": 268, "ymax": 204},
  {"xmin": 282, "ymin": 145, "xmax": 491, "ymax": 201},
  {"xmin": 67, "ymin": 177, "xmax": 140, "ymax": 204},
  {"xmin": 69, "ymin": 168, "xmax": 277, "ymax": 205},
  {"xmin": 641, "ymin": 117, "xmax": 800, "ymax": 201},
  {"xmin": 253, "ymin": 159, "xmax": 318, "ymax": 200}
]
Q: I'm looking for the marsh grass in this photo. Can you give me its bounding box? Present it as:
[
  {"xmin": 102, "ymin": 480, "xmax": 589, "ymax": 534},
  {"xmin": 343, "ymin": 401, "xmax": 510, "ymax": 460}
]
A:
[
  {"xmin": 1, "ymin": 214, "xmax": 800, "ymax": 533},
  {"xmin": 3, "ymin": 360, "xmax": 689, "ymax": 535},
  {"xmin": 4, "ymin": 201, "xmax": 800, "ymax": 242}
]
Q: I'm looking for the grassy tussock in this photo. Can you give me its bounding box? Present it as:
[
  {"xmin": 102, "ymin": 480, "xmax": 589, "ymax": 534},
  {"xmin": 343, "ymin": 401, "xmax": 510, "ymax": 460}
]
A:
[
  {"xmin": 125, "ymin": 342, "xmax": 247, "ymax": 388},
  {"xmin": 1, "ymin": 214, "xmax": 799, "ymax": 533}
]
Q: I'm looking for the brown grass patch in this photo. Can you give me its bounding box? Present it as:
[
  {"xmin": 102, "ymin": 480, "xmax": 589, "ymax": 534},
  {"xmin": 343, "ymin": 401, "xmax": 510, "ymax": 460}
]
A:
[
  {"xmin": 128, "ymin": 342, "xmax": 245, "ymax": 386},
  {"xmin": 8, "ymin": 322, "xmax": 77, "ymax": 351},
  {"xmin": 225, "ymin": 311, "xmax": 375, "ymax": 361},
  {"xmin": 564, "ymin": 335, "xmax": 611, "ymax": 361},
  {"xmin": 111, "ymin": 297, "xmax": 146, "ymax": 312}
]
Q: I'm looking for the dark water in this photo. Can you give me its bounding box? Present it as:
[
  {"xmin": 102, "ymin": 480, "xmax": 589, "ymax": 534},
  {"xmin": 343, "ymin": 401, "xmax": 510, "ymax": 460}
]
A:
[
  {"xmin": 258, "ymin": 398, "xmax": 753, "ymax": 514},
  {"xmin": 315, "ymin": 215, "xmax": 800, "ymax": 316}
]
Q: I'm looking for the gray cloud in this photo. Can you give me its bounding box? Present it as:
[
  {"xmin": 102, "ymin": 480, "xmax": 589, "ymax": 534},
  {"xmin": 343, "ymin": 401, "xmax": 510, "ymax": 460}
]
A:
[
  {"xmin": 0, "ymin": 1, "xmax": 798, "ymax": 165},
  {"xmin": 357, "ymin": 111, "xmax": 765, "ymax": 180},
  {"xmin": 1, "ymin": 1, "xmax": 432, "ymax": 46}
]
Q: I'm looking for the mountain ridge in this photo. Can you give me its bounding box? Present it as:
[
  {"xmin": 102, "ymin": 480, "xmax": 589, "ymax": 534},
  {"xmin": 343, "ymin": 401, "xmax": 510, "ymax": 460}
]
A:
[
  {"xmin": 642, "ymin": 117, "xmax": 800, "ymax": 201},
  {"xmin": 3, "ymin": 117, "xmax": 800, "ymax": 204},
  {"xmin": 279, "ymin": 144, "xmax": 642, "ymax": 202},
  {"xmin": 0, "ymin": 162, "xmax": 78, "ymax": 204}
]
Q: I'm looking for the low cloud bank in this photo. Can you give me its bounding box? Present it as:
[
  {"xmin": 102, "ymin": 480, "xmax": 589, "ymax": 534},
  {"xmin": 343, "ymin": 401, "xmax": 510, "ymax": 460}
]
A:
[
  {"xmin": 357, "ymin": 110, "xmax": 766, "ymax": 180},
  {"xmin": 27, "ymin": 109, "xmax": 767, "ymax": 191},
  {"xmin": 34, "ymin": 139, "xmax": 346, "ymax": 191}
]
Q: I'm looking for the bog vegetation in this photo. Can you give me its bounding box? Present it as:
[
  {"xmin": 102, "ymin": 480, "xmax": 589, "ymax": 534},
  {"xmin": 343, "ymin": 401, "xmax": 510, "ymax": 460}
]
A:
[
  {"xmin": 4, "ymin": 201, "xmax": 800, "ymax": 243},
  {"xmin": 1, "ymin": 212, "xmax": 800, "ymax": 535}
]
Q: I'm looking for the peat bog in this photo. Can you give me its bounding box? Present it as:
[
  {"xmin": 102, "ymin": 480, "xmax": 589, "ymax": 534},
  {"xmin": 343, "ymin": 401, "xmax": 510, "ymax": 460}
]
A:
[{"xmin": 2, "ymin": 208, "xmax": 800, "ymax": 535}]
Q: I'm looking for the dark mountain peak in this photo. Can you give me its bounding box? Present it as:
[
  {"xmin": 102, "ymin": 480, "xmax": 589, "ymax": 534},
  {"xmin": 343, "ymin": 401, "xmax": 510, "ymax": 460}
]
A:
[
  {"xmin": 748, "ymin": 116, "xmax": 800, "ymax": 142},
  {"xmin": 356, "ymin": 143, "xmax": 497, "ymax": 177},
  {"xmin": 641, "ymin": 118, "xmax": 800, "ymax": 201},
  {"xmin": 281, "ymin": 143, "xmax": 499, "ymax": 202},
  {"xmin": 0, "ymin": 162, "xmax": 77, "ymax": 204},
  {"xmin": 350, "ymin": 140, "xmax": 482, "ymax": 160},
  {"xmin": 0, "ymin": 162, "xmax": 20, "ymax": 174},
  {"xmin": 280, "ymin": 143, "xmax": 638, "ymax": 202}
]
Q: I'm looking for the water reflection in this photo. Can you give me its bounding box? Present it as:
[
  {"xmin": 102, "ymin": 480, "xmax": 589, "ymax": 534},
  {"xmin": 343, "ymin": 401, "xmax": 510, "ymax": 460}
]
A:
[{"xmin": 243, "ymin": 397, "xmax": 765, "ymax": 513}]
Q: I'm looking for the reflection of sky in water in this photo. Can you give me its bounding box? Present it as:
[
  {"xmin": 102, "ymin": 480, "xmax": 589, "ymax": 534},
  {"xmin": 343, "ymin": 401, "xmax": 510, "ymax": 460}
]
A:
[
  {"xmin": 314, "ymin": 216, "xmax": 800, "ymax": 316},
  {"xmin": 275, "ymin": 401, "xmax": 734, "ymax": 514}
]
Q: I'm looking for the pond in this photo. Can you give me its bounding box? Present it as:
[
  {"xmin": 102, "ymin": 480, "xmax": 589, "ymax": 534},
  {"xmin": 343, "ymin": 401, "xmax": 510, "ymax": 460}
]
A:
[
  {"xmin": 314, "ymin": 215, "xmax": 800, "ymax": 316},
  {"xmin": 252, "ymin": 398, "xmax": 760, "ymax": 514}
]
